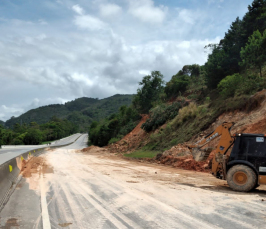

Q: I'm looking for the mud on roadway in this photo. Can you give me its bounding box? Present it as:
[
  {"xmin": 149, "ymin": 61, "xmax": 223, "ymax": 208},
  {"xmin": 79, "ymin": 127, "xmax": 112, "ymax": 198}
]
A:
[{"xmin": 0, "ymin": 141, "xmax": 265, "ymax": 229}]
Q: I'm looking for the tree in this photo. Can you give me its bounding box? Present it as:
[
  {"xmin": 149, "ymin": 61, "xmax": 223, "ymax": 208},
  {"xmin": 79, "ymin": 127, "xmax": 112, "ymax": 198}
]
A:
[
  {"xmin": 24, "ymin": 128, "xmax": 43, "ymax": 145},
  {"xmin": 240, "ymin": 29, "xmax": 266, "ymax": 77},
  {"xmin": 165, "ymin": 74, "xmax": 189, "ymax": 98},
  {"xmin": 204, "ymin": 0, "xmax": 266, "ymax": 89},
  {"xmin": 132, "ymin": 71, "xmax": 164, "ymax": 114},
  {"xmin": 204, "ymin": 44, "xmax": 230, "ymax": 89},
  {"xmin": 242, "ymin": 0, "xmax": 266, "ymax": 39}
]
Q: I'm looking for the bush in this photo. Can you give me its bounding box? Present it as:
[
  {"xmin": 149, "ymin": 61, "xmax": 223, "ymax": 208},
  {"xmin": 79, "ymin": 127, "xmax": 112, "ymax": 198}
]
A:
[
  {"xmin": 165, "ymin": 75, "xmax": 189, "ymax": 99},
  {"xmin": 141, "ymin": 102, "xmax": 182, "ymax": 132},
  {"xmin": 218, "ymin": 73, "xmax": 263, "ymax": 98},
  {"xmin": 23, "ymin": 128, "xmax": 43, "ymax": 145},
  {"xmin": 218, "ymin": 73, "xmax": 242, "ymax": 97},
  {"xmin": 171, "ymin": 102, "xmax": 198, "ymax": 128},
  {"xmin": 235, "ymin": 74, "xmax": 263, "ymax": 95},
  {"xmin": 108, "ymin": 137, "xmax": 121, "ymax": 145},
  {"xmin": 11, "ymin": 138, "xmax": 24, "ymax": 145}
]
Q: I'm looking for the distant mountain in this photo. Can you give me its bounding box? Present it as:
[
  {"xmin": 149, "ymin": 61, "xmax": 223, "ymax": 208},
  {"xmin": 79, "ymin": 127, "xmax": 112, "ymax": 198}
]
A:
[
  {"xmin": 5, "ymin": 94, "xmax": 134, "ymax": 132},
  {"xmin": 0, "ymin": 120, "xmax": 4, "ymax": 126}
]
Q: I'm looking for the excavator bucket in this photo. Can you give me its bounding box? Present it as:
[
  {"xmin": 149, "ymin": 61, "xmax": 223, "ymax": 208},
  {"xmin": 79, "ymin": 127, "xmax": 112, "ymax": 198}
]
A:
[{"xmin": 191, "ymin": 147, "xmax": 213, "ymax": 162}]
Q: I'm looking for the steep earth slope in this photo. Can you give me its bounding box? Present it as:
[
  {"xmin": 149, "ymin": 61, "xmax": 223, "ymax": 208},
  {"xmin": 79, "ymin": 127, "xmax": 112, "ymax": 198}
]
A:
[{"xmin": 103, "ymin": 90, "xmax": 266, "ymax": 172}]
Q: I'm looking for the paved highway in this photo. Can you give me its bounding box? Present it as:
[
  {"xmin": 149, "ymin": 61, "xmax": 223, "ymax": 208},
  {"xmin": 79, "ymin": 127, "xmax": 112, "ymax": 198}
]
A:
[
  {"xmin": 0, "ymin": 134, "xmax": 266, "ymax": 228},
  {"xmin": 0, "ymin": 133, "xmax": 81, "ymax": 165}
]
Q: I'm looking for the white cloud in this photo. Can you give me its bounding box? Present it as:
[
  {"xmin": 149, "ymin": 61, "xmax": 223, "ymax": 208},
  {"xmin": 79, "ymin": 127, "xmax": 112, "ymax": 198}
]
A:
[
  {"xmin": 72, "ymin": 4, "xmax": 84, "ymax": 15},
  {"xmin": 128, "ymin": 0, "xmax": 167, "ymax": 24},
  {"xmin": 99, "ymin": 3, "xmax": 122, "ymax": 17},
  {"xmin": 0, "ymin": 105, "xmax": 24, "ymax": 120},
  {"xmin": 38, "ymin": 19, "xmax": 47, "ymax": 25},
  {"xmin": 0, "ymin": 0, "xmax": 250, "ymax": 121},
  {"xmin": 178, "ymin": 9, "xmax": 195, "ymax": 25},
  {"xmin": 74, "ymin": 15, "xmax": 107, "ymax": 30}
]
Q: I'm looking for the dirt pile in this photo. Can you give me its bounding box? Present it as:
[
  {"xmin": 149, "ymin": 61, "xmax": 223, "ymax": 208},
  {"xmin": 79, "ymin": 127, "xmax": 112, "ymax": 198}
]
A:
[
  {"xmin": 81, "ymin": 145, "xmax": 109, "ymax": 153},
  {"xmin": 155, "ymin": 144, "xmax": 211, "ymax": 172},
  {"xmin": 20, "ymin": 156, "xmax": 53, "ymax": 177},
  {"xmin": 156, "ymin": 154, "xmax": 210, "ymax": 172},
  {"xmin": 107, "ymin": 114, "xmax": 149, "ymax": 153}
]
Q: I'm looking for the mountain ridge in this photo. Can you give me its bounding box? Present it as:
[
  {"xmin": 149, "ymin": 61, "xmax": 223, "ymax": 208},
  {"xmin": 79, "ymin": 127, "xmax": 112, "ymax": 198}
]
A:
[{"xmin": 4, "ymin": 94, "xmax": 134, "ymax": 131}]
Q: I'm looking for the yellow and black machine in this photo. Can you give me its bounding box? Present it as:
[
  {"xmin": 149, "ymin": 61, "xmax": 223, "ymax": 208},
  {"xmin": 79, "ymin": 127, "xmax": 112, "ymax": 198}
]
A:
[{"xmin": 188, "ymin": 122, "xmax": 266, "ymax": 192}]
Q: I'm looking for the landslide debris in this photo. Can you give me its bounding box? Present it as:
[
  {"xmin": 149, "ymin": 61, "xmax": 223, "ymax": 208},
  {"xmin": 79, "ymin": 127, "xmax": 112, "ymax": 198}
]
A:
[
  {"xmin": 107, "ymin": 114, "xmax": 150, "ymax": 153},
  {"xmin": 155, "ymin": 89, "xmax": 266, "ymax": 172},
  {"xmin": 84, "ymin": 90, "xmax": 266, "ymax": 173},
  {"xmin": 20, "ymin": 156, "xmax": 53, "ymax": 177}
]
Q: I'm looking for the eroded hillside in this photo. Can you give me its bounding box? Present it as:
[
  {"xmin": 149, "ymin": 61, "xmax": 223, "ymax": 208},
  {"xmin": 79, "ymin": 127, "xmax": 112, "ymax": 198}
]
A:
[{"xmin": 95, "ymin": 89, "xmax": 266, "ymax": 172}]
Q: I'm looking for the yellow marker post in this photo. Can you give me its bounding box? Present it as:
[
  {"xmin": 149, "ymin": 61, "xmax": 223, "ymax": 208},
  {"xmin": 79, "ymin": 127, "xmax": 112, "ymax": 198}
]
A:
[
  {"xmin": 9, "ymin": 165, "xmax": 12, "ymax": 172},
  {"xmin": 29, "ymin": 152, "xmax": 31, "ymax": 157},
  {"xmin": 21, "ymin": 156, "xmax": 24, "ymax": 161},
  {"xmin": 34, "ymin": 150, "xmax": 35, "ymax": 153}
]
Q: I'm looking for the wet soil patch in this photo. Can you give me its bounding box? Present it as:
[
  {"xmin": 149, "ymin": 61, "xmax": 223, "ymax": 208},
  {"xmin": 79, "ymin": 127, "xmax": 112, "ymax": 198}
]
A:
[
  {"xmin": 0, "ymin": 218, "xmax": 19, "ymax": 229},
  {"xmin": 59, "ymin": 222, "xmax": 72, "ymax": 227},
  {"xmin": 20, "ymin": 156, "xmax": 54, "ymax": 177}
]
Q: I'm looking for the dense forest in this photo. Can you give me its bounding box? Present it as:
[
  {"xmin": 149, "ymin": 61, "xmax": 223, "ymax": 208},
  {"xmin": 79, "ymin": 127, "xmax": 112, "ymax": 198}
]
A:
[
  {"xmin": 0, "ymin": 117, "xmax": 77, "ymax": 145},
  {"xmin": 89, "ymin": 0, "xmax": 266, "ymax": 149},
  {"xmin": 0, "ymin": 94, "xmax": 133, "ymax": 145}
]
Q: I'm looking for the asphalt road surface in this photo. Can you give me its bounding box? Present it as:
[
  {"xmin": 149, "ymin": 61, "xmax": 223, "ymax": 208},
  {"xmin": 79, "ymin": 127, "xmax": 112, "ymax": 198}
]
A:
[
  {"xmin": 0, "ymin": 133, "xmax": 81, "ymax": 165},
  {"xmin": 0, "ymin": 134, "xmax": 266, "ymax": 228}
]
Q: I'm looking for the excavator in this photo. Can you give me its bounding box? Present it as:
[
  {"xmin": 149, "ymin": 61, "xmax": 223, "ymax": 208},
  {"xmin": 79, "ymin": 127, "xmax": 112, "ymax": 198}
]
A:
[{"xmin": 188, "ymin": 122, "xmax": 266, "ymax": 192}]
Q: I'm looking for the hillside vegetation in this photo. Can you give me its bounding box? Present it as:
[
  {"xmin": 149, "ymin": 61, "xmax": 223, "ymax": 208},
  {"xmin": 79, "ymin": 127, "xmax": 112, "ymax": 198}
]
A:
[
  {"xmin": 0, "ymin": 117, "xmax": 77, "ymax": 145},
  {"xmin": 0, "ymin": 94, "xmax": 133, "ymax": 146},
  {"xmin": 89, "ymin": 0, "xmax": 266, "ymax": 155},
  {"xmin": 4, "ymin": 94, "xmax": 133, "ymax": 132}
]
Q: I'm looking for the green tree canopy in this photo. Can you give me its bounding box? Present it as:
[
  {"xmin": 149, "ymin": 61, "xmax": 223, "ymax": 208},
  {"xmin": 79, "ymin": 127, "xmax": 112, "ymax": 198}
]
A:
[
  {"xmin": 204, "ymin": 0, "xmax": 266, "ymax": 88},
  {"xmin": 240, "ymin": 29, "xmax": 266, "ymax": 77},
  {"xmin": 132, "ymin": 71, "xmax": 164, "ymax": 114}
]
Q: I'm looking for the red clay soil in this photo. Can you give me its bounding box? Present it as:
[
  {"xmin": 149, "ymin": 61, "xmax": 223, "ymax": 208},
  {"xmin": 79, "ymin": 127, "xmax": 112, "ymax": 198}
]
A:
[
  {"xmin": 81, "ymin": 145, "xmax": 108, "ymax": 153},
  {"xmin": 155, "ymin": 144, "xmax": 212, "ymax": 172},
  {"xmin": 20, "ymin": 156, "xmax": 53, "ymax": 177},
  {"xmin": 239, "ymin": 117, "xmax": 266, "ymax": 133},
  {"xmin": 158, "ymin": 155, "xmax": 210, "ymax": 172},
  {"xmin": 107, "ymin": 114, "xmax": 150, "ymax": 153}
]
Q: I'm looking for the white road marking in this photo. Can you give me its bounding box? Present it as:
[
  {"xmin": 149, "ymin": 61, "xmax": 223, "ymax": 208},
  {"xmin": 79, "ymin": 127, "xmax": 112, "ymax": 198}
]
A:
[{"xmin": 40, "ymin": 174, "xmax": 51, "ymax": 229}]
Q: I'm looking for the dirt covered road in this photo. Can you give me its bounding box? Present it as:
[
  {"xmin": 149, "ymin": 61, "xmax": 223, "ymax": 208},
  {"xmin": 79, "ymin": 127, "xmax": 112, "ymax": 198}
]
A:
[{"xmin": 1, "ymin": 137, "xmax": 266, "ymax": 228}]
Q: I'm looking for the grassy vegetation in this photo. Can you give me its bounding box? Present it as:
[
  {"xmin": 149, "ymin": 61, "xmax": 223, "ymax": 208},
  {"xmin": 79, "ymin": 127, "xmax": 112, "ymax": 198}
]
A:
[
  {"xmin": 142, "ymin": 92, "xmax": 258, "ymax": 152},
  {"xmin": 124, "ymin": 150, "xmax": 160, "ymax": 159},
  {"xmin": 41, "ymin": 141, "xmax": 54, "ymax": 145}
]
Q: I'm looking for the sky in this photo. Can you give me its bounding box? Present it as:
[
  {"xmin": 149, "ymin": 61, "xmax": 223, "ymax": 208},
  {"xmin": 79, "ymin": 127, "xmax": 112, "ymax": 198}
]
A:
[{"xmin": 0, "ymin": 0, "xmax": 254, "ymax": 121}]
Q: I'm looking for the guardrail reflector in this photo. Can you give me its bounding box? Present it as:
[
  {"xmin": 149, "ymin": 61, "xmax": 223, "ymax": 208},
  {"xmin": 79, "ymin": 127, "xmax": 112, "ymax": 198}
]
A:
[
  {"xmin": 29, "ymin": 152, "xmax": 31, "ymax": 156},
  {"xmin": 34, "ymin": 150, "xmax": 35, "ymax": 153},
  {"xmin": 21, "ymin": 156, "xmax": 24, "ymax": 161},
  {"xmin": 9, "ymin": 165, "xmax": 12, "ymax": 172}
]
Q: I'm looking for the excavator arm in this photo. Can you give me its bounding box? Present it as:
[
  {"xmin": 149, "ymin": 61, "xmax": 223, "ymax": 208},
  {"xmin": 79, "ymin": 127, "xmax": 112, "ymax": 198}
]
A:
[{"xmin": 188, "ymin": 122, "xmax": 235, "ymax": 179}]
